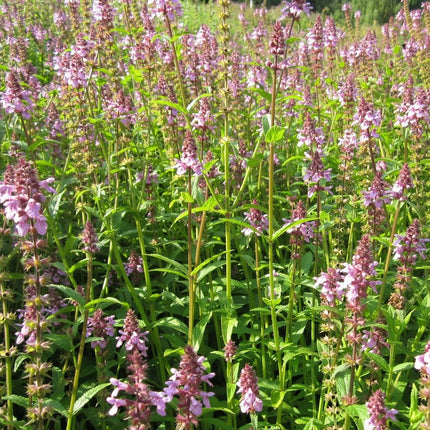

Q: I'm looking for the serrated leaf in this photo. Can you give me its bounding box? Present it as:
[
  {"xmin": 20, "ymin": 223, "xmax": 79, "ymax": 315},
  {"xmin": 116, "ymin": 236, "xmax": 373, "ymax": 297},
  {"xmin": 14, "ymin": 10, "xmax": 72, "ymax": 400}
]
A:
[
  {"xmin": 265, "ymin": 125, "xmax": 285, "ymax": 143},
  {"xmin": 3, "ymin": 395, "xmax": 29, "ymax": 408},
  {"xmin": 73, "ymin": 382, "xmax": 110, "ymax": 415},
  {"xmin": 221, "ymin": 316, "xmax": 238, "ymax": 344},
  {"xmin": 181, "ymin": 191, "xmax": 194, "ymax": 204},
  {"xmin": 49, "ymin": 284, "xmax": 85, "ymax": 307},
  {"xmin": 271, "ymin": 390, "xmax": 286, "ymax": 408},
  {"xmin": 84, "ymin": 297, "xmax": 130, "ymax": 310},
  {"xmin": 155, "ymin": 317, "xmax": 188, "ymax": 335},
  {"xmin": 393, "ymin": 362, "xmax": 414, "ymax": 372},
  {"xmin": 366, "ymin": 352, "xmax": 389, "ymax": 372},
  {"xmin": 192, "ymin": 312, "xmax": 212, "ymax": 351}
]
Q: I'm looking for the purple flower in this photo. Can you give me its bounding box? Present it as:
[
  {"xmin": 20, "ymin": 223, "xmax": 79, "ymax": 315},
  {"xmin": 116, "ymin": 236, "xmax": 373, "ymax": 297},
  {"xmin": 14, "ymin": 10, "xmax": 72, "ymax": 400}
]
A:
[
  {"xmin": 341, "ymin": 234, "xmax": 379, "ymax": 314},
  {"xmin": 237, "ymin": 363, "xmax": 263, "ymax": 414},
  {"xmin": 281, "ymin": 0, "xmax": 312, "ymax": 21},
  {"xmin": 148, "ymin": 0, "xmax": 183, "ymax": 21},
  {"xmin": 364, "ymin": 389, "xmax": 398, "ymax": 430},
  {"xmin": 223, "ymin": 340, "xmax": 237, "ymax": 362},
  {"xmin": 164, "ymin": 345, "xmax": 215, "ymax": 429},
  {"xmin": 242, "ymin": 200, "xmax": 269, "ymax": 237},
  {"xmin": 415, "ymin": 340, "xmax": 430, "ymax": 374},
  {"xmin": 86, "ymin": 309, "xmax": 115, "ymax": 349},
  {"xmin": 124, "ymin": 250, "xmax": 144, "ymax": 275},
  {"xmin": 391, "ymin": 163, "xmax": 413, "ymax": 201},
  {"xmin": 315, "ymin": 267, "xmax": 345, "ymax": 305},
  {"xmin": 0, "ymin": 158, "xmax": 55, "ymax": 237},
  {"xmin": 107, "ymin": 349, "xmax": 168, "ymax": 425},
  {"xmin": 116, "ymin": 309, "xmax": 149, "ymax": 356},
  {"xmin": 174, "ymin": 131, "xmax": 202, "ymax": 176},
  {"xmin": 1, "ymin": 71, "xmax": 34, "ymax": 119},
  {"xmin": 303, "ymin": 149, "xmax": 332, "ymax": 198},
  {"xmin": 81, "ymin": 221, "xmax": 100, "ymax": 254}
]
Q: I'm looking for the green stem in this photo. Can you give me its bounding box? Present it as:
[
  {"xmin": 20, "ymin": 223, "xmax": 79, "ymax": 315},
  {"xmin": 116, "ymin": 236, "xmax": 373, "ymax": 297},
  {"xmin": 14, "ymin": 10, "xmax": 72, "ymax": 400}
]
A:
[
  {"xmin": 187, "ymin": 170, "xmax": 195, "ymax": 344},
  {"xmin": 1, "ymin": 280, "xmax": 13, "ymax": 430},
  {"xmin": 66, "ymin": 253, "xmax": 93, "ymax": 430},
  {"xmin": 377, "ymin": 202, "xmax": 401, "ymax": 312}
]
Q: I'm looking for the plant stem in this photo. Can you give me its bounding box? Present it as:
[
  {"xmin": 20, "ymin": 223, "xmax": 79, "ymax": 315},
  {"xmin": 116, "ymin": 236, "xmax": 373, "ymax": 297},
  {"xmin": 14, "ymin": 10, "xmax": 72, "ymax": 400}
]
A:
[
  {"xmin": 66, "ymin": 252, "xmax": 93, "ymax": 430},
  {"xmin": 187, "ymin": 169, "xmax": 195, "ymax": 344}
]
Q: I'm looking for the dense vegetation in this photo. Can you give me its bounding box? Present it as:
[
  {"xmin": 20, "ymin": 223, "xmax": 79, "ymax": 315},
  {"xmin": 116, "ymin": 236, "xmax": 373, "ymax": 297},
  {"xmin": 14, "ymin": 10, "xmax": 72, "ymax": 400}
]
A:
[{"xmin": 1, "ymin": 0, "xmax": 430, "ymax": 429}]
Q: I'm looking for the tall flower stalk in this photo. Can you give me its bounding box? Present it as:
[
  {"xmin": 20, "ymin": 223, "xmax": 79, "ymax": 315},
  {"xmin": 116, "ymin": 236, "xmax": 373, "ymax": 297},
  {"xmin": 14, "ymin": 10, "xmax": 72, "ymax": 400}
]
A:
[{"xmin": 66, "ymin": 221, "xmax": 99, "ymax": 430}]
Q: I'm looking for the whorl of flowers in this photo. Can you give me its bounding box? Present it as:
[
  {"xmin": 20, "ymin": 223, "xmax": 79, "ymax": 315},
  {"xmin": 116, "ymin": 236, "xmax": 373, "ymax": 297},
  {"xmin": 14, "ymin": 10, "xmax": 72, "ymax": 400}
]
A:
[
  {"xmin": 364, "ymin": 389, "xmax": 398, "ymax": 430},
  {"xmin": 0, "ymin": 158, "xmax": 55, "ymax": 237},
  {"xmin": 164, "ymin": 345, "xmax": 215, "ymax": 429},
  {"xmin": 241, "ymin": 200, "xmax": 269, "ymax": 237},
  {"xmin": 237, "ymin": 363, "xmax": 263, "ymax": 414}
]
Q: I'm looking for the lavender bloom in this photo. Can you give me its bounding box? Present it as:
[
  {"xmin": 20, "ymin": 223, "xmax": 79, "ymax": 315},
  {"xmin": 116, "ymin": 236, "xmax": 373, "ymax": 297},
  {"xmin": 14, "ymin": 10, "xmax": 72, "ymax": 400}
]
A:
[
  {"xmin": 81, "ymin": 221, "xmax": 100, "ymax": 254},
  {"xmin": 361, "ymin": 327, "xmax": 389, "ymax": 354},
  {"xmin": 124, "ymin": 250, "xmax": 144, "ymax": 275},
  {"xmin": 86, "ymin": 309, "xmax": 115, "ymax": 349},
  {"xmin": 148, "ymin": 0, "xmax": 183, "ymax": 21},
  {"xmin": 223, "ymin": 340, "xmax": 237, "ymax": 362},
  {"xmin": 352, "ymin": 97, "xmax": 381, "ymax": 144},
  {"xmin": 116, "ymin": 309, "xmax": 149, "ymax": 356},
  {"xmin": 315, "ymin": 267, "xmax": 345, "ymax": 306},
  {"xmin": 174, "ymin": 131, "xmax": 202, "ymax": 176},
  {"xmin": 237, "ymin": 363, "xmax": 263, "ymax": 414},
  {"xmin": 364, "ymin": 389, "xmax": 398, "ymax": 430},
  {"xmin": 1, "ymin": 71, "xmax": 34, "ymax": 119},
  {"xmin": 241, "ymin": 200, "xmax": 269, "ymax": 237},
  {"xmin": 393, "ymin": 219, "xmax": 427, "ymax": 263},
  {"xmin": 164, "ymin": 345, "xmax": 215, "ymax": 429},
  {"xmin": 391, "ymin": 163, "xmax": 413, "ymax": 201},
  {"xmin": 0, "ymin": 158, "xmax": 55, "ymax": 237},
  {"xmin": 362, "ymin": 170, "xmax": 392, "ymax": 209},
  {"xmin": 415, "ymin": 340, "xmax": 430, "ymax": 374},
  {"xmin": 343, "ymin": 234, "xmax": 379, "ymax": 305},
  {"xmin": 107, "ymin": 349, "xmax": 167, "ymax": 425},
  {"xmin": 283, "ymin": 200, "xmax": 315, "ymax": 258},
  {"xmin": 303, "ymin": 149, "xmax": 332, "ymax": 198},
  {"xmin": 281, "ymin": 0, "xmax": 312, "ymax": 21}
]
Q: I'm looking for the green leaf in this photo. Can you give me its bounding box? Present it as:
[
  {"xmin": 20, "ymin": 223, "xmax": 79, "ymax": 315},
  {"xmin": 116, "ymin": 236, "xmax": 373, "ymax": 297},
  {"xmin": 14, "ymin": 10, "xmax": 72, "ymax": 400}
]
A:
[
  {"xmin": 45, "ymin": 333, "xmax": 74, "ymax": 352},
  {"xmin": 271, "ymin": 390, "xmax": 286, "ymax": 408},
  {"xmin": 193, "ymin": 312, "xmax": 212, "ymax": 351},
  {"xmin": 155, "ymin": 317, "xmax": 188, "ymax": 335},
  {"xmin": 152, "ymin": 98, "xmax": 187, "ymax": 115},
  {"xmin": 187, "ymin": 93, "xmax": 212, "ymax": 112},
  {"xmin": 44, "ymin": 398, "xmax": 68, "ymax": 418},
  {"xmin": 273, "ymin": 217, "xmax": 319, "ymax": 241},
  {"xmin": 393, "ymin": 362, "xmax": 414, "ymax": 372},
  {"xmin": 49, "ymin": 284, "xmax": 85, "ymax": 307},
  {"xmin": 265, "ymin": 125, "xmax": 285, "ymax": 144},
  {"xmin": 221, "ymin": 316, "xmax": 238, "ymax": 344},
  {"xmin": 84, "ymin": 297, "xmax": 130, "ymax": 310},
  {"xmin": 180, "ymin": 191, "xmax": 194, "ymax": 204},
  {"xmin": 191, "ymin": 251, "xmax": 226, "ymax": 277},
  {"xmin": 147, "ymin": 254, "xmax": 188, "ymax": 276},
  {"xmin": 365, "ymin": 352, "xmax": 389, "ymax": 372},
  {"xmin": 73, "ymin": 382, "xmax": 111, "ymax": 415},
  {"xmin": 3, "ymin": 395, "xmax": 28, "ymax": 408},
  {"xmin": 227, "ymin": 382, "xmax": 236, "ymax": 404}
]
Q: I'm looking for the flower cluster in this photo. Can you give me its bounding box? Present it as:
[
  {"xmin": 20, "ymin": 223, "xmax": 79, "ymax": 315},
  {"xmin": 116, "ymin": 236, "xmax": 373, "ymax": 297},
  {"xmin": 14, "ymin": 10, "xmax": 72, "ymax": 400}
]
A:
[
  {"xmin": 0, "ymin": 158, "xmax": 55, "ymax": 237},
  {"xmin": 86, "ymin": 309, "xmax": 115, "ymax": 349},
  {"xmin": 81, "ymin": 221, "xmax": 100, "ymax": 254},
  {"xmin": 116, "ymin": 309, "xmax": 149, "ymax": 355},
  {"xmin": 241, "ymin": 200, "xmax": 269, "ymax": 237},
  {"xmin": 164, "ymin": 345, "xmax": 215, "ymax": 429},
  {"xmin": 389, "ymin": 219, "xmax": 427, "ymax": 308},
  {"xmin": 364, "ymin": 389, "xmax": 398, "ymax": 430},
  {"xmin": 237, "ymin": 363, "xmax": 263, "ymax": 414},
  {"xmin": 174, "ymin": 131, "xmax": 203, "ymax": 176}
]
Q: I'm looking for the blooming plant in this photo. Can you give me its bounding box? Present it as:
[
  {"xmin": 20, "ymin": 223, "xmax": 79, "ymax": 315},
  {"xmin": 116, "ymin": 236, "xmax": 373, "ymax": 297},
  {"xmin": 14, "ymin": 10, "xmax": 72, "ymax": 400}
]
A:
[{"xmin": 1, "ymin": 0, "xmax": 430, "ymax": 429}]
